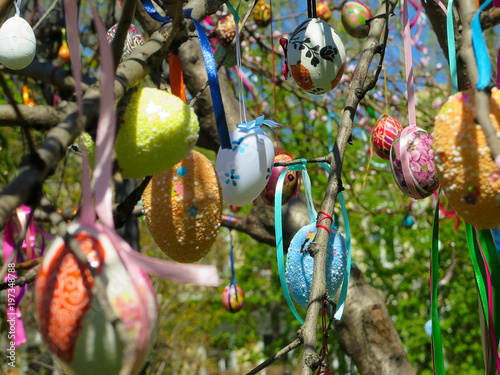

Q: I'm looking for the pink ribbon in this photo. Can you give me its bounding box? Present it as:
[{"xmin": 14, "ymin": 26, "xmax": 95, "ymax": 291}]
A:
[
  {"xmin": 402, "ymin": 0, "xmax": 417, "ymax": 126},
  {"xmin": 2, "ymin": 206, "xmax": 35, "ymax": 348}
]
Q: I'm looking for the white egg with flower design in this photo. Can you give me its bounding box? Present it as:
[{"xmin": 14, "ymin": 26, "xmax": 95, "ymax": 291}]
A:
[{"xmin": 216, "ymin": 118, "xmax": 275, "ymax": 207}]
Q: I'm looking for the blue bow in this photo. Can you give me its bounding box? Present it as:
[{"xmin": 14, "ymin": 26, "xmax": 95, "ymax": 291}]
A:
[{"xmin": 237, "ymin": 116, "xmax": 280, "ymax": 130}]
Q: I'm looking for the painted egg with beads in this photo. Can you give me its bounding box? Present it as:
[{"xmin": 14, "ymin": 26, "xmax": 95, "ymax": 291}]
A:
[
  {"xmin": 433, "ymin": 89, "xmax": 500, "ymax": 228},
  {"xmin": 316, "ymin": 2, "xmax": 332, "ymax": 22},
  {"xmin": 222, "ymin": 284, "xmax": 245, "ymax": 312},
  {"xmin": 115, "ymin": 87, "xmax": 199, "ymax": 178},
  {"xmin": 215, "ymin": 126, "xmax": 275, "ymax": 207},
  {"xmin": 390, "ymin": 125, "xmax": 439, "ymax": 199},
  {"xmin": 287, "ymin": 18, "xmax": 346, "ymax": 95},
  {"xmin": 286, "ymin": 223, "xmax": 347, "ymax": 309},
  {"xmin": 35, "ymin": 223, "xmax": 158, "ymax": 375},
  {"xmin": 341, "ymin": 1, "xmax": 373, "ymax": 39},
  {"xmin": 106, "ymin": 24, "xmax": 145, "ymax": 60},
  {"xmin": 260, "ymin": 152, "xmax": 299, "ymax": 206},
  {"xmin": 142, "ymin": 150, "xmax": 222, "ymax": 263},
  {"xmin": 253, "ymin": 0, "xmax": 272, "ymax": 28},
  {"xmin": 372, "ymin": 117, "xmax": 403, "ymax": 160},
  {"xmin": 216, "ymin": 14, "xmax": 238, "ymax": 48},
  {"xmin": 0, "ymin": 16, "xmax": 36, "ymax": 70}
]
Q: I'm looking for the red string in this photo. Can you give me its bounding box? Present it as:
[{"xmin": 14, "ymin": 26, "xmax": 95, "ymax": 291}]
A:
[
  {"xmin": 269, "ymin": 0, "xmax": 279, "ymax": 154},
  {"xmin": 315, "ymin": 300, "xmax": 335, "ymax": 375},
  {"xmin": 316, "ymin": 210, "xmax": 333, "ymax": 235}
]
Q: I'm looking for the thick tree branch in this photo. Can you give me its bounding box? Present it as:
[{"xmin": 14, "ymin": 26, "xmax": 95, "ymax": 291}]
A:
[
  {"xmin": 0, "ymin": 102, "xmax": 73, "ymax": 129},
  {"xmin": 299, "ymin": 0, "xmax": 399, "ymax": 373}
]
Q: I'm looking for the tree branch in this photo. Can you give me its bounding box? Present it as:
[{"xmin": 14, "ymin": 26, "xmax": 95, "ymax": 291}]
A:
[
  {"xmin": 0, "ymin": 103, "xmax": 73, "ymax": 129},
  {"xmin": 245, "ymin": 338, "xmax": 303, "ymax": 375}
]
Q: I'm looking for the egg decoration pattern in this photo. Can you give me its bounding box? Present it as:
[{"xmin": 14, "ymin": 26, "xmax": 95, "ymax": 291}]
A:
[
  {"xmin": 253, "ymin": 0, "xmax": 272, "ymax": 28},
  {"xmin": 372, "ymin": 117, "xmax": 404, "ymax": 160},
  {"xmin": 316, "ymin": 2, "xmax": 332, "ymax": 22},
  {"xmin": 106, "ymin": 24, "xmax": 145, "ymax": 60},
  {"xmin": 260, "ymin": 153, "xmax": 299, "ymax": 206},
  {"xmin": 390, "ymin": 125, "xmax": 439, "ymax": 199},
  {"xmin": 286, "ymin": 223, "xmax": 347, "ymax": 309},
  {"xmin": 35, "ymin": 224, "xmax": 158, "ymax": 375},
  {"xmin": 115, "ymin": 87, "xmax": 199, "ymax": 178},
  {"xmin": 286, "ymin": 18, "xmax": 346, "ymax": 95},
  {"xmin": 216, "ymin": 14, "xmax": 237, "ymax": 48},
  {"xmin": 341, "ymin": 1, "xmax": 373, "ymax": 39},
  {"xmin": 142, "ymin": 150, "xmax": 222, "ymax": 263},
  {"xmin": 222, "ymin": 284, "xmax": 245, "ymax": 312},
  {"xmin": 0, "ymin": 16, "xmax": 36, "ymax": 70},
  {"xmin": 433, "ymin": 89, "xmax": 500, "ymax": 229},
  {"xmin": 215, "ymin": 121, "xmax": 275, "ymax": 207}
]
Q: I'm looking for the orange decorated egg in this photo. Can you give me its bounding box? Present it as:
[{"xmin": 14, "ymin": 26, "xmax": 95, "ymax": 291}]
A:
[
  {"xmin": 35, "ymin": 224, "xmax": 157, "ymax": 375},
  {"xmin": 222, "ymin": 284, "xmax": 245, "ymax": 312},
  {"xmin": 433, "ymin": 89, "xmax": 500, "ymax": 228},
  {"xmin": 253, "ymin": 0, "xmax": 272, "ymax": 27},
  {"xmin": 260, "ymin": 153, "xmax": 298, "ymax": 206},
  {"xmin": 142, "ymin": 150, "xmax": 222, "ymax": 263},
  {"xmin": 216, "ymin": 14, "xmax": 237, "ymax": 48},
  {"xmin": 316, "ymin": 3, "xmax": 332, "ymax": 22}
]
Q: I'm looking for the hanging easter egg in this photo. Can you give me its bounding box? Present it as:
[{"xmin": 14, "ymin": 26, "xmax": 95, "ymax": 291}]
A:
[
  {"xmin": 142, "ymin": 150, "xmax": 222, "ymax": 263},
  {"xmin": 372, "ymin": 117, "xmax": 403, "ymax": 160},
  {"xmin": 425, "ymin": 319, "xmax": 433, "ymax": 338},
  {"xmin": 390, "ymin": 125, "xmax": 439, "ymax": 199},
  {"xmin": 215, "ymin": 125, "xmax": 275, "ymax": 207},
  {"xmin": 115, "ymin": 87, "xmax": 199, "ymax": 178},
  {"xmin": 106, "ymin": 24, "xmax": 145, "ymax": 60},
  {"xmin": 286, "ymin": 223, "xmax": 347, "ymax": 309},
  {"xmin": 222, "ymin": 284, "xmax": 245, "ymax": 312},
  {"xmin": 403, "ymin": 213, "xmax": 415, "ymax": 228},
  {"xmin": 0, "ymin": 16, "xmax": 36, "ymax": 70},
  {"xmin": 216, "ymin": 14, "xmax": 237, "ymax": 48},
  {"xmin": 433, "ymin": 89, "xmax": 500, "ymax": 229},
  {"xmin": 35, "ymin": 224, "xmax": 158, "ymax": 375},
  {"xmin": 260, "ymin": 152, "xmax": 299, "ymax": 206},
  {"xmin": 341, "ymin": 1, "xmax": 373, "ymax": 39},
  {"xmin": 316, "ymin": 2, "xmax": 332, "ymax": 22},
  {"xmin": 253, "ymin": 0, "xmax": 272, "ymax": 28},
  {"xmin": 287, "ymin": 18, "xmax": 346, "ymax": 95}
]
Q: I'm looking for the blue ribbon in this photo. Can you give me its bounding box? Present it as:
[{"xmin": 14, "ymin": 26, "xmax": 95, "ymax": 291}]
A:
[
  {"xmin": 237, "ymin": 115, "xmax": 280, "ymax": 130},
  {"xmin": 327, "ymin": 112, "xmax": 340, "ymax": 152},
  {"xmin": 472, "ymin": 0, "xmax": 493, "ymax": 90},
  {"xmin": 140, "ymin": 2, "xmax": 232, "ymax": 149},
  {"xmin": 274, "ymin": 160, "xmax": 351, "ymax": 323},
  {"xmin": 446, "ymin": 0, "xmax": 458, "ymax": 94}
]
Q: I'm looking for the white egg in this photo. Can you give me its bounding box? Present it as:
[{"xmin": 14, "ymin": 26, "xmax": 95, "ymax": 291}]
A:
[
  {"xmin": 287, "ymin": 18, "xmax": 346, "ymax": 95},
  {"xmin": 216, "ymin": 126, "xmax": 275, "ymax": 206},
  {"xmin": 0, "ymin": 16, "xmax": 36, "ymax": 70}
]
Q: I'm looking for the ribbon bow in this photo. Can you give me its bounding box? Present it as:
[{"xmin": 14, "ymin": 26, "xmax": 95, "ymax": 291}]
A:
[{"xmin": 237, "ymin": 115, "xmax": 280, "ymax": 130}]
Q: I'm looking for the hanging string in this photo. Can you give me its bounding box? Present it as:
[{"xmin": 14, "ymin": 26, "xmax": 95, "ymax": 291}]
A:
[
  {"xmin": 14, "ymin": 0, "xmax": 22, "ymax": 16},
  {"xmin": 402, "ymin": 0, "xmax": 417, "ymax": 126},
  {"xmin": 316, "ymin": 300, "xmax": 334, "ymax": 375},
  {"xmin": 270, "ymin": 0, "xmax": 280, "ymax": 153},
  {"xmin": 362, "ymin": 113, "xmax": 389, "ymax": 190},
  {"xmin": 227, "ymin": 215, "xmax": 239, "ymax": 313}
]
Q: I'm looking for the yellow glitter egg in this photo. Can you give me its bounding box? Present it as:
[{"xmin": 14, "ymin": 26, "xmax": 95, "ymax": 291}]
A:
[
  {"xmin": 142, "ymin": 150, "xmax": 222, "ymax": 263},
  {"xmin": 433, "ymin": 88, "xmax": 500, "ymax": 229},
  {"xmin": 115, "ymin": 88, "xmax": 199, "ymax": 178}
]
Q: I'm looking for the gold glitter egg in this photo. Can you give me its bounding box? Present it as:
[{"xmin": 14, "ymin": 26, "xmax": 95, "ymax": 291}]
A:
[
  {"xmin": 142, "ymin": 150, "xmax": 222, "ymax": 263},
  {"xmin": 433, "ymin": 88, "xmax": 500, "ymax": 228}
]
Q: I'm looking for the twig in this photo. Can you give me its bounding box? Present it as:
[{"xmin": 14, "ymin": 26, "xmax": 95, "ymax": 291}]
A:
[
  {"xmin": 114, "ymin": 176, "xmax": 151, "ymax": 228},
  {"xmin": 245, "ymin": 338, "xmax": 303, "ymax": 375},
  {"xmin": 298, "ymin": 0, "xmax": 399, "ymax": 373},
  {"xmin": 111, "ymin": 0, "xmax": 139, "ymax": 71},
  {"xmin": 33, "ymin": 0, "xmax": 62, "ymax": 30},
  {"xmin": 274, "ymin": 156, "xmax": 330, "ymax": 167},
  {"xmin": 0, "ymin": 73, "xmax": 36, "ymax": 155},
  {"xmin": 15, "ymin": 256, "xmax": 43, "ymax": 270},
  {"xmin": 0, "ymin": 265, "xmax": 39, "ymax": 291}
]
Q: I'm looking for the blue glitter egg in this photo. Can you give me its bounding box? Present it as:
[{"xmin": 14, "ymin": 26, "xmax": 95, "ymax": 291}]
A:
[{"xmin": 286, "ymin": 222, "xmax": 347, "ymax": 309}]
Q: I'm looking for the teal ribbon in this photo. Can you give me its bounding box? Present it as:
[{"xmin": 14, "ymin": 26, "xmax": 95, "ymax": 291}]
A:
[
  {"xmin": 237, "ymin": 116, "xmax": 280, "ymax": 130},
  {"xmin": 472, "ymin": 0, "xmax": 493, "ymax": 90},
  {"xmin": 327, "ymin": 112, "xmax": 340, "ymax": 153},
  {"xmin": 274, "ymin": 160, "xmax": 351, "ymax": 323},
  {"xmin": 446, "ymin": 0, "xmax": 458, "ymax": 94}
]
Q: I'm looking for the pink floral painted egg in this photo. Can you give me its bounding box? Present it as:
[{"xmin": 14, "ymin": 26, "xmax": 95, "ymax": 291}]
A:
[
  {"xmin": 286, "ymin": 18, "xmax": 346, "ymax": 95},
  {"xmin": 222, "ymin": 284, "xmax": 245, "ymax": 313},
  {"xmin": 372, "ymin": 117, "xmax": 403, "ymax": 160},
  {"xmin": 390, "ymin": 125, "xmax": 439, "ymax": 199},
  {"xmin": 341, "ymin": 1, "xmax": 373, "ymax": 39},
  {"xmin": 260, "ymin": 153, "xmax": 298, "ymax": 206}
]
